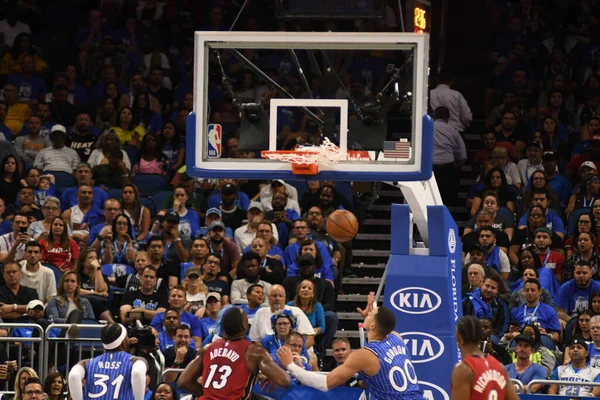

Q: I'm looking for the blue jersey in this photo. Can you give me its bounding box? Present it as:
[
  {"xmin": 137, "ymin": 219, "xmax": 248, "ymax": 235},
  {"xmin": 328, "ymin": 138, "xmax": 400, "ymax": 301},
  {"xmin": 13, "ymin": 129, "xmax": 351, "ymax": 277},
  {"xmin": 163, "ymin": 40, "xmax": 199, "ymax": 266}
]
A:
[
  {"xmin": 84, "ymin": 351, "xmax": 134, "ymax": 400},
  {"xmin": 358, "ymin": 334, "xmax": 423, "ymax": 400}
]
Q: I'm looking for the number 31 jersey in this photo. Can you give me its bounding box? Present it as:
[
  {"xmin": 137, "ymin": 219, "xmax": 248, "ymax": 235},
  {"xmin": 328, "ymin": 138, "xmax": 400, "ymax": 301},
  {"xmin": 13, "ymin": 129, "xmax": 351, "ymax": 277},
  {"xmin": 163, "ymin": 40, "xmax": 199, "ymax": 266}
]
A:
[
  {"xmin": 201, "ymin": 339, "xmax": 256, "ymax": 400},
  {"xmin": 85, "ymin": 351, "xmax": 134, "ymax": 400}
]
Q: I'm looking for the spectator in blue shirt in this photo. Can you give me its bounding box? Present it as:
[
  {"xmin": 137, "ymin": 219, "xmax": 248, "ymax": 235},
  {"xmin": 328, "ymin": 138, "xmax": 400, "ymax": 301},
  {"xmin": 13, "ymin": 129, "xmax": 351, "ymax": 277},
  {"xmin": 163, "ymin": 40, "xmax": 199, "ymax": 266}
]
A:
[
  {"xmin": 198, "ymin": 292, "xmax": 223, "ymax": 339},
  {"xmin": 554, "ymin": 261, "xmax": 600, "ymax": 322},
  {"xmin": 208, "ymin": 180, "xmax": 250, "ymax": 211},
  {"xmin": 60, "ymin": 162, "xmax": 108, "ymax": 212},
  {"xmin": 505, "ymin": 334, "xmax": 546, "ymax": 392},
  {"xmin": 0, "ymin": 198, "xmax": 12, "ymax": 235},
  {"xmin": 7, "ymin": 55, "xmax": 47, "ymax": 102},
  {"xmin": 156, "ymin": 308, "xmax": 196, "ymax": 352},
  {"xmin": 150, "ymin": 285, "xmax": 202, "ymax": 348},
  {"xmin": 170, "ymin": 185, "xmax": 200, "ymax": 239},
  {"xmin": 510, "ymin": 279, "xmax": 560, "ymax": 342},
  {"xmin": 542, "ymin": 150, "xmax": 571, "ymax": 208},
  {"xmin": 548, "ymin": 336, "xmax": 600, "ymax": 396},
  {"xmin": 518, "ymin": 189, "xmax": 565, "ymax": 238},
  {"xmin": 195, "ymin": 208, "xmax": 234, "ymax": 239}
]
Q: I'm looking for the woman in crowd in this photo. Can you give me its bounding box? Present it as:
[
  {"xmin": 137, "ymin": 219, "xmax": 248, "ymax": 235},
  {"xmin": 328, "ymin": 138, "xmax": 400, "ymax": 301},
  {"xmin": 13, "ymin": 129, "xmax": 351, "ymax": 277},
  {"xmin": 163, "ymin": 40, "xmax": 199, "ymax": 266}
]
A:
[
  {"xmin": 20, "ymin": 168, "xmax": 58, "ymax": 207},
  {"xmin": 152, "ymin": 383, "xmax": 179, "ymax": 400},
  {"xmin": 592, "ymin": 291, "xmax": 600, "ymax": 315},
  {"xmin": 73, "ymin": 249, "xmax": 114, "ymax": 323},
  {"xmin": 171, "ymin": 185, "xmax": 200, "ymax": 238},
  {"xmin": 563, "ymin": 231, "xmax": 600, "ymax": 281},
  {"xmin": 463, "ymin": 191, "xmax": 514, "ymax": 240},
  {"xmin": 289, "ymin": 280, "xmax": 325, "ymax": 340},
  {"xmin": 100, "ymin": 213, "xmax": 137, "ymax": 265},
  {"xmin": 537, "ymin": 116, "xmax": 568, "ymax": 162},
  {"xmin": 40, "ymin": 217, "xmax": 79, "ymax": 272},
  {"xmin": 132, "ymin": 92, "xmax": 163, "ymax": 134},
  {"xmin": 244, "ymin": 220, "xmax": 284, "ymax": 259},
  {"xmin": 592, "ymin": 198, "xmax": 600, "ymax": 237},
  {"xmin": 45, "ymin": 271, "xmax": 95, "ymax": 322},
  {"xmin": 520, "ymin": 170, "xmax": 561, "ymax": 213},
  {"xmin": 566, "ymin": 173, "xmax": 600, "ymax": 219},
  {"xmin": 87, "ymin": 130, "xmax": 132, "ymax": 170},
  {"xmin": 563, "ymin": 310, "xmax": 595, "ymax": 365},
  {"xmin": 131, "ymin": 133, "xmax": 168, "ymax": 177},
  {"xmin": 287, "ymin": 239, "xmax": 335, "ymax": 284},
  {"xmin": 121, "ymin": 184, "xmax": 150, "ymax": 242},
  {"xmin": 43, "ymin": 372, "xmax": 68, "ymax": 400},
  {"xmin": 183, "ymin": 267, "xmax": 208, "ymax": 317},
  {"xmin": 261, "ymin": 312, "xmax": 309, "ymax": 358},
  {"xmin": 112, "ymin": 106, "xmax": 146, "ymax": 148},
  {"xmin": 158, "ymin": 121, "xmax": 184, "ymax": 173},
  {"xmin": 27, "ymin": 197, "xmax": 63, "ymax": 240},
  {"xmin": 470, "ymin": 167, "xmax": 517, "ymax": 216},
  {"xmin": 564, "ymin": 212, "xmax": 600, "ymax": 256},
  {"xmin": 0, "ymin": 155, "xmax": 21, "ymax": 206},
  {"xmin": 95, "ymin": 95, "xmax": 118, "ymax": 132},
  {"xmin": 10, "ymin": 368, "xmax": 38, "ymax": 400}
]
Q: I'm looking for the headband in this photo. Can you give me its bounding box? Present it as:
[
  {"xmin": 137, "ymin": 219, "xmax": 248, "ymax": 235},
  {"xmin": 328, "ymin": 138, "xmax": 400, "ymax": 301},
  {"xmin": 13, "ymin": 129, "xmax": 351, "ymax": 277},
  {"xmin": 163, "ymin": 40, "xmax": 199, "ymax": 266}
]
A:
[{"xmin": 103, "ymin": 324, "xmax": 127, "ymax": 350}]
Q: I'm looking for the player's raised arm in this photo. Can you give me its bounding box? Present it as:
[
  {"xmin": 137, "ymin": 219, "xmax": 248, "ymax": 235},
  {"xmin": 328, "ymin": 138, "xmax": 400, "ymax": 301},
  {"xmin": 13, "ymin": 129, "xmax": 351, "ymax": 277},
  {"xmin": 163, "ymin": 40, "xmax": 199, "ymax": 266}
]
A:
[
  {"xmin": 177, "ymin": 348, "xmax": 206, "ymax": 395},
  {"xmin": 248, "ymin": 344, "xmax": 291, "ymax": 388},
  {"xmin": 68, "ymin": 360, "xmax": 90, "ymax": 400},
  {"xmin": 451, "ymin": 362, "xmax": 473, "ymax": 400}
]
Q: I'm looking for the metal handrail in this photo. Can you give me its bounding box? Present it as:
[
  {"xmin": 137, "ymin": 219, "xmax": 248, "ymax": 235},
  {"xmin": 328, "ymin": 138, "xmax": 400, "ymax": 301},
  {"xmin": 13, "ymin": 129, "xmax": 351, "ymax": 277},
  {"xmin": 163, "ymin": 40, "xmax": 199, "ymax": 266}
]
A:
[
  {"xmin": 0, "ymin": 323, "xmax": 44, "ymax": 385},
  {"xmin": 510, "ymin": 379, "xmax": 523, "ymax": 394},
  {"xmin": 527, "ymin": 379, "xmax": 600, "ymax": 394}
]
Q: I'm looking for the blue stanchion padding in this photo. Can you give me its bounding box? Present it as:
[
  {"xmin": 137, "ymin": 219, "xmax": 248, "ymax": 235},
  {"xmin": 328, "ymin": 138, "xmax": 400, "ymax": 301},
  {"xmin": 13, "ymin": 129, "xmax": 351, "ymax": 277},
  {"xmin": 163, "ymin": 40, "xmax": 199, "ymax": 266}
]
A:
[
  {"xmin": 384, "ymin": 204, "xmax": 462, "ymax": 400},
  {"xmin": 252, "ymin": 384, "xmax": 362, "ymax": 400},
  {"xmin": 519, "ymin": 396, "xmax": 578, "ymax": 400}
]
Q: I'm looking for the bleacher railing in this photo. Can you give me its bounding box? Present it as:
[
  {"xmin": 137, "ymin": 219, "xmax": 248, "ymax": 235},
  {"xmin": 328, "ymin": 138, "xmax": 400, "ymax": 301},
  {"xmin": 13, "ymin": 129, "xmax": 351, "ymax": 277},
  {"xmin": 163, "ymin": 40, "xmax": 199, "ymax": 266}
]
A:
[
  {"xmin": 527, "ymin": 379, "xmax": 600, "ymax": 394},
  {"xmin": 0, "ymin": 323, "xmax": 44, "ymax": 388},
  {"xmin": 511, "ymin": 379, "xmax": 524, "ymax": 394}
]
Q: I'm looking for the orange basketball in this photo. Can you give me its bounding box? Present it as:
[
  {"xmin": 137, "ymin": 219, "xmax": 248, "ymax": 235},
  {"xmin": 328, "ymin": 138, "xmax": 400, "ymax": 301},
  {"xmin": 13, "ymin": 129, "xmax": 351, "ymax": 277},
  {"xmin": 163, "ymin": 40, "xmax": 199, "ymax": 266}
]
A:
[{"xmin": 326, "ymin": 210, "xmax": 359, "ymax": 243}]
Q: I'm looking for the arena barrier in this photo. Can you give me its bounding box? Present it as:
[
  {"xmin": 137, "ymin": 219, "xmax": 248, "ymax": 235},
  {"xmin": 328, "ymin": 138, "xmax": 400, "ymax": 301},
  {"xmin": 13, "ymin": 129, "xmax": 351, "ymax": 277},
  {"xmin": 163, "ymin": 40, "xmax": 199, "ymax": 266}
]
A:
[
  {"xmin": 511, "ymin": 379, "xmax": 524, "ymax": 394},
  {"xmin": 42, "ymin": 323, "xmax": 104, "ymax": 382},
  {"xmin": 0, "ymin": 323, "xmax": 44, "ymax": 389}
]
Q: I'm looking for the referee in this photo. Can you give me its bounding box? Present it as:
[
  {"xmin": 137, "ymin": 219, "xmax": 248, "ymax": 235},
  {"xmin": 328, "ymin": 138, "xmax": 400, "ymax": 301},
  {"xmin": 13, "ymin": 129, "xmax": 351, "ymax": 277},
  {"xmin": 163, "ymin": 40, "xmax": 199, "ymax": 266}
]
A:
[{"xmin": 432, "ymin": 106, "xmax": 467, "ymax": 206}]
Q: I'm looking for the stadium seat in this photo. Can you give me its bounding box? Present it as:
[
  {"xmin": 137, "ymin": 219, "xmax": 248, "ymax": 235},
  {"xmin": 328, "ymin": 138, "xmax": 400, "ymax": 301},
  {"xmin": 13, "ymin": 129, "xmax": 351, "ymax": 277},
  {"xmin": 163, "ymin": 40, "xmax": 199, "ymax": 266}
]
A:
[
  {"xmin": 567, "ymin": 208, "xmax": 591, "ymax": 235},
  {"xmin": 140, "ymin": 196, "xmax": 156, "ymax": 216},
  {"xmin": 336, "ymin": 181, "xmax": 354, "ymax": 210},
  {"xmin": 46, "ymin": 171, "xmax": 76, "ymax": 192},
  {"xmin": 540, "ymin": 334, "xmax": 555, "ymax": 350},
  {"xmin": 123, "ymin": 144, "xmax": 140, "ymax": 165},
  {"xmin": 152, "ymin": 190, "xmax": 173, "ymax": 212},
  {"xmin": 563, "ymin": 316, "xmax": 578, "ymax": 346},
  {"xmin": 42, "ymin": 262, "xmax": 62, "ymax": 289},
  {"xmin": 132, "ymin": 174, "xmax": 170, "ymax": 196},
  {"xmin": 107, "ymin": 189, "xmax": 122, "ymax": 201}
]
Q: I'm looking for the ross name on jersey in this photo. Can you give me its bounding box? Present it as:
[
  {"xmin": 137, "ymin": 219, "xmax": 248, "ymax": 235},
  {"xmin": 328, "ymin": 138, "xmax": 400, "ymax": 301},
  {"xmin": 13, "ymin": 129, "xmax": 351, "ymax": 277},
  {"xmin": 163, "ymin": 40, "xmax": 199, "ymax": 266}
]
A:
[
  {"xmin": 210, "ymin": 347, "xmax": 240, "ymax": 363},
  {"xmin": 97, "ymin": 361, "xmax": 122, "ymax": 369},
  {"xmin": 473, "ymin": 370, "xmax": 507, "ymax": 393},
  {"xmin": 384, "ymin": 345, "xmax": 407, "ymax": 364}
]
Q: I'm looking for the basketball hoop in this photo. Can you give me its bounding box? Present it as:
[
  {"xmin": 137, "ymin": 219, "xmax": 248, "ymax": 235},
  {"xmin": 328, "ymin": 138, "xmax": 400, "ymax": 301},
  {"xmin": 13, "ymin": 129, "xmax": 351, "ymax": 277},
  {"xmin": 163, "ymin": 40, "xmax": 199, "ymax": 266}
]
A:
[{"xmin": 261, "ymin": 137, "xmax": 344, "ymax": 175}]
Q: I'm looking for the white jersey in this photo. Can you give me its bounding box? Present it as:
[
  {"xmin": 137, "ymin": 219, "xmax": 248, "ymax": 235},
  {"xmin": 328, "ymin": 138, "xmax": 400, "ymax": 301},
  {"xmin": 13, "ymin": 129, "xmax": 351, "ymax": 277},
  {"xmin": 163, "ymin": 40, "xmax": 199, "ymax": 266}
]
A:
[
  {"xmin": 555, "ymin": 365, "xmax": 600, "ymax": 396},
  {"xmin": 69, "ymin": 205, "xmax": 90, "ymax": 237}
]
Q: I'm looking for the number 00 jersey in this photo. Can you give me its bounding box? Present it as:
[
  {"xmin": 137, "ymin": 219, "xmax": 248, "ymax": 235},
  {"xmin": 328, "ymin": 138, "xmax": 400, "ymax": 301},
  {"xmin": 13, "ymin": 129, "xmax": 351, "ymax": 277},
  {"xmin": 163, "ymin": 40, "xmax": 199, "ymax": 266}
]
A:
[
  {"xmin": 461, "ymin": 354, "xmax": 508, "ymax": 400},
  {"xmin": 201, "ymin": 338, "xmax": 256, "ymax": 400},
  {"xmin": 84, "ymin": 351, "xmax": 134, "ymax": 400}
]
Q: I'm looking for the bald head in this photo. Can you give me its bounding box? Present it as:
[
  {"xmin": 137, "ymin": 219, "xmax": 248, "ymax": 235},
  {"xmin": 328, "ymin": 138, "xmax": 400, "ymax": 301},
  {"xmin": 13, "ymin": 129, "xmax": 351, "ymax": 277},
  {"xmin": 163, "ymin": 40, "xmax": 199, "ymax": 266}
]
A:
[{"xmin": 268, "ymin": 285, "xmax": 286, "ymax": 311}]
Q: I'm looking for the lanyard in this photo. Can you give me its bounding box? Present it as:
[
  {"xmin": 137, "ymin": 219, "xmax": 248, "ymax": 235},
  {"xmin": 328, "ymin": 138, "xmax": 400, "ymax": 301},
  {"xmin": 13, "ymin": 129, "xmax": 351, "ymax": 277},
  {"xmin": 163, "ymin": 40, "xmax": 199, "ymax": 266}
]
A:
[
  {"xmin": 523, "ymin": 303, "xmax": 540, "ymax": 324},
  {"xmin": 261, "ymin": 257, "xmax": 268, "ymax": 268},
  {"xmin": 584, "ymin": 196, "xmax": 596, "ymax": 208},
  {"xmin": 114, "ymin": 240, "xmax": 127, "ymax": 264},
  {"xmin": 209, "ymin": 242, "xmax": 225, "ymax": 260},
  {"xmin": 541, "ymin": 251, "xmax": 551, "ymax": 267}
]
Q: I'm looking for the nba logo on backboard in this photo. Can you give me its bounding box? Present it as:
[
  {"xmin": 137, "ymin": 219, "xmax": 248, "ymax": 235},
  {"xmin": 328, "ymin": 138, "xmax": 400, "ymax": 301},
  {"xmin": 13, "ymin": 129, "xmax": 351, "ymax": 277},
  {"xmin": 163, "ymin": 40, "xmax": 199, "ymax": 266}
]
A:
[{"xmin": 207, "ymin": 124, "xmax": 222, "ymax": 158}]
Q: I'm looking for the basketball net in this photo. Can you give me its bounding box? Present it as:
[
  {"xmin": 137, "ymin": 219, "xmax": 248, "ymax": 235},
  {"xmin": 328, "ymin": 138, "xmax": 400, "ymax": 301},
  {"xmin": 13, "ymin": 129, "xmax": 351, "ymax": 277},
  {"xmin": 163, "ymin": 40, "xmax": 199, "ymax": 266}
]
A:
[{"xmin": 261, "ymin": 137, "xmax": 345, "ymax": 175}]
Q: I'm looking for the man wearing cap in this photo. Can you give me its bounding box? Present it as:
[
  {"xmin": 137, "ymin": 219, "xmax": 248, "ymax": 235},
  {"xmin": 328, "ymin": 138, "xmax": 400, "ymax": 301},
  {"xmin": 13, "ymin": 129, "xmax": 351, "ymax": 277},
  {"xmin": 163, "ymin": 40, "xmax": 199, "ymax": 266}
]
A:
[
  {"xmin": 150, "ymin": 285, "xmax": 202, "ymax": 348},
  {"xmin": 198, "ymin": 292, "xmax": 224, "ymax": 340},
  {"xmin": 217, "ymin": 184, "xmax": 248, "ymax": 232},
  {"xmin": 554, "ymin": 260, "xmax": 600, "ymax": 322},
  {"xmin": 208, "ymin": 180, "xmax": 251, "ymax": 211},
  {"xmin": 151, "ymin": 210, "xmax": 192, "ymax": 264},
  {"xmin": 517, "ymin": 141, "xmax": 543, "ymax": 185},
  {"xmin": 510, "ymin": 279, "xmax": 560, "ymax": 342},
  {"xmin": 505, "ymin": 334, "xmax": 546, "ymax": 392},
  {"xmin": 197, "ymin": 208, "xmax": 234, "ymax": 239},
  {"xmin": 234, "ymin": 202, "xmax": 279, "ymax": 253},
  {"xmin": 0, "ymin": 262, "xmax": 39, "ymax": 323},
  {"xmin": 208, "ymin": 221, "xmax": 240, "ymax": 279},
  {"xmin": 33, "ymin": 124, "xmax": 80, "ymax": 174},
  {"xmin": 532, "ymin": 226, "xmax": 564, "ymax": 282},
  {"xmin": 548, "ymin": 336, "xmax": 600, "ymax": 396},
  {"xmin": 9, "ymin": 300, "xmax": 58, "ymax": 343},
  {"xmin": 231, "ymin": 252, "xmax": 271, "ymax": 306},
  {"xmin": 566, "ymin": 142, "xmax": 600, "ymax": 183},
  {"xmin": 542, "ymin": 150, "xmax": 571, "ymax": 207}
]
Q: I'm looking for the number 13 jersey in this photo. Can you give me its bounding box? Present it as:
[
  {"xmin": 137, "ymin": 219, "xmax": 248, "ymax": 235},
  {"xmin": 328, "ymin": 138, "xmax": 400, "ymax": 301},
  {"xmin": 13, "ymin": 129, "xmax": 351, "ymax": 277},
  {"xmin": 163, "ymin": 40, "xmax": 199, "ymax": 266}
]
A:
[
  {"xmin": 85, "ymin": 351, "xmax": 134, "ymax": 400},
  {"xmin": 201, "ymin": 339, "xmax": 256, "ymax": 400}
]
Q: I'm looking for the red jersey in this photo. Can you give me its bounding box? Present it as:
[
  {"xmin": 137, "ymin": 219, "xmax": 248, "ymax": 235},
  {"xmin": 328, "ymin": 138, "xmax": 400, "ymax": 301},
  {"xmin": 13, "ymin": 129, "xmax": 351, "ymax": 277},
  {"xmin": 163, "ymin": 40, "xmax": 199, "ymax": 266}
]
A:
[
  {"xmin": 462, "ymin": 354, "xmax": 508, "ymax": 400},
  {"xmin": 200, "ymin": 338, "xmax": 256, "ymax": 400}
]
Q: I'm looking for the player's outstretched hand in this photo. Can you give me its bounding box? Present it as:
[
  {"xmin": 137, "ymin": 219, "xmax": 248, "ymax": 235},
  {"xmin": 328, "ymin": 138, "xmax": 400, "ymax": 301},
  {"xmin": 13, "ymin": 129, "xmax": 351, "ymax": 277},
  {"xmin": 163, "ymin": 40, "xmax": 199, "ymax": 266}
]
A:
[
  {"xmin": 277, "ymin": 346, "xmax": 295, "ymax": 368},
  {"xmin": 357, "ymin": 292, "xmax": 375, "ymax": 318}
]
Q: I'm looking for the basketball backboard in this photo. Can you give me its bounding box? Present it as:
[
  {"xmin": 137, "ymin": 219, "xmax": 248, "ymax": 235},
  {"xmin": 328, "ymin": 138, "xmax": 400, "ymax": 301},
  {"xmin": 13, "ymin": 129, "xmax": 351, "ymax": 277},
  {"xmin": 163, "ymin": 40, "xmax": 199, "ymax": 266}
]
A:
[{"xmin": 187, "ymin": 31, "xmax": 432, "ymax": 182}]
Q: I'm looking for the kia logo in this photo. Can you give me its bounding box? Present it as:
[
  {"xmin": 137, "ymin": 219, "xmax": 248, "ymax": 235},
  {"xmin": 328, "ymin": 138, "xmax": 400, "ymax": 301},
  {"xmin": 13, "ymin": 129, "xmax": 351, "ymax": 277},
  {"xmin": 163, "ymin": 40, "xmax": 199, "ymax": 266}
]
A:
[
  {"xmin": 390, "ymin": 287, "xmax": 442, "ymax": 315},
  {"xmin": 401, "ymin": 332, "xmax": 445, "ymax": 363},
  {"xmin": 419, "ymin": 381, "xmax": 450, "ymax": 400},
  {"xmin": 448, "ymin": 229, "xmax": 456, "ymax": 254}
]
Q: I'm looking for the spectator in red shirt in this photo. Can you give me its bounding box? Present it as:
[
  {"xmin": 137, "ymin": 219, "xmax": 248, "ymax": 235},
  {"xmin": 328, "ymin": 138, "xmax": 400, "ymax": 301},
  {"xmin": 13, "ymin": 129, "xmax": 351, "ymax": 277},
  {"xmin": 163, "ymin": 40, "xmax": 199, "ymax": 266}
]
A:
[
  {"xmin": 472, "ymin": 132, "xmax": 517, "ymax": 173},
  {"xmin": 533, "ymin": 226, "xmax": 564, "ymax": 282},
  {"xmin": 40, "ymin": 217, "xmax": 79, "ymax": 272}
]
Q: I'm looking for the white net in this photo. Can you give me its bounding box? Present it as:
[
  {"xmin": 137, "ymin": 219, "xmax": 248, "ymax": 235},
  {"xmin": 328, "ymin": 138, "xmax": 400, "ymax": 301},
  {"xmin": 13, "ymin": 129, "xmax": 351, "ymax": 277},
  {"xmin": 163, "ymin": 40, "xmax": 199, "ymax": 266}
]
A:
[{"xmin": 262, "ymin": 137, "xmax": 345, "ymax": 166}]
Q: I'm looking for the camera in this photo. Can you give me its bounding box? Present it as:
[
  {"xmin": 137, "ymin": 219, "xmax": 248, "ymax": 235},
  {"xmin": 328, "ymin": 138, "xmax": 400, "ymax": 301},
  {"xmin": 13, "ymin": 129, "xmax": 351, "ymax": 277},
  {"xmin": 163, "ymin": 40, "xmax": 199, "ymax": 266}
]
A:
[{"xmin": 129, "ymin": 325, "xmax": 155, "ymax": 355}]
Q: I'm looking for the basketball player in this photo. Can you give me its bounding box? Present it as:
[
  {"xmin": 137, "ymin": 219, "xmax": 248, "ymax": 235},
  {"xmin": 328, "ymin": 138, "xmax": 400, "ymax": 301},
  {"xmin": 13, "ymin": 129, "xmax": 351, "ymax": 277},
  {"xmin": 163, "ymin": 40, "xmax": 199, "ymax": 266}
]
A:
[
  {"xmin": 277, "ymin": 292, "xmax": 423, "ymax": 400},
  {"xmin": 451, "ymin": 316, "xmax": 519, "ymax": 400},
  {"xmin": 177, "ymin": 307, "xmax": 291, "ymax": 399},
  {"xmin": 68, "ymin": 323, "xmax": 148, "ymax": 400}
]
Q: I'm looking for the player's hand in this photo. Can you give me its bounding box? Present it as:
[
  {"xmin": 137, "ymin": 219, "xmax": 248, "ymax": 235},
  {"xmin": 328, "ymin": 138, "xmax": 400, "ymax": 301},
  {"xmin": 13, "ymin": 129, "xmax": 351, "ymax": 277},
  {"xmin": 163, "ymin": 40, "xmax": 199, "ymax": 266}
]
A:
[
  {"xmin": 357, "ymin": 291, "xmax": 375, "ymax": 318},
  {"xmin": 276, "ymin": 346, "xmax": 295, "ymax": 368}
]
